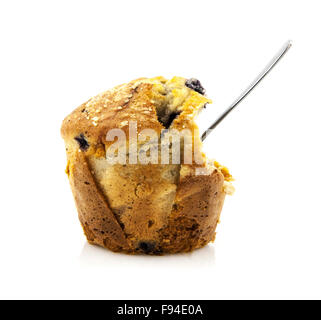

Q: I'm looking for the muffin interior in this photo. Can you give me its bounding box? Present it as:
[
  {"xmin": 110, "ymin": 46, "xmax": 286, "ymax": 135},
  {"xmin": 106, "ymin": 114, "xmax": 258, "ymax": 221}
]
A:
[{"xmin": 148, "ymin": 76, "xmax": 208, "ymax": 129}]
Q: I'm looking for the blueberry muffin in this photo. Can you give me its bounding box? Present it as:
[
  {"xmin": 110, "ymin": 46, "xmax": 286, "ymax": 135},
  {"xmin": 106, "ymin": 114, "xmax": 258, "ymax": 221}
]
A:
[{"xmin": 61, "ymin": 76, "xmax": 233, "ymax": 254}]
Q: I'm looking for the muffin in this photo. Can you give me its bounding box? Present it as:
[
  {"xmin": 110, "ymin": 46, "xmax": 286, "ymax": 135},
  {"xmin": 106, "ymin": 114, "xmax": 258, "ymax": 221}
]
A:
[{"xmin": 61, "ymin": 76, "xmax": 234, "ymax": 254}]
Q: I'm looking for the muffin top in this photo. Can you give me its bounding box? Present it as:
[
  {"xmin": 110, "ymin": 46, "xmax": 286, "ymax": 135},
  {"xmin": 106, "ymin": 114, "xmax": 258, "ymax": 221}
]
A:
[{"xmin": 61, "ymin": 76, "xmax": 211, "ymax": 157}]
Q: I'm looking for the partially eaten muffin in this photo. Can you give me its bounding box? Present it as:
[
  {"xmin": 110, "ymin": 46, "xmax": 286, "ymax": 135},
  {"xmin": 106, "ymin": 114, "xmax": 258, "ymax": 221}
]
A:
[{"xmin": 61, "ymin": 76, "xmax": 233, "ymax": 254}]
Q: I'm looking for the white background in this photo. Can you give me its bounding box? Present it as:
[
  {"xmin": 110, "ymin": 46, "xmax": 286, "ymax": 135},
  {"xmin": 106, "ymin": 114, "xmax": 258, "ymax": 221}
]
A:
[{"xmin": 0, "ymin": 0, "xmax": 320, "ymax": 300}]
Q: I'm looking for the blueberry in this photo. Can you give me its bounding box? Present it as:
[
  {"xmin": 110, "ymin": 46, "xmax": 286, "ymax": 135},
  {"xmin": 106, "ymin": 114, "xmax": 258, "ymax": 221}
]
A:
[
  {"xmin": 167, "ymin": 111, "xmax": 180, "ymax": 126},
  {"xmin": 74, "ymin": 134, "xmax": 89, "ymax": 151},
  {"xmin": 138, "ymin": 241, "xmax": 155, "ymax": 254},
  {"xmin": 185, "ymin": 78, "xmax": 206, "ymax": 95}
]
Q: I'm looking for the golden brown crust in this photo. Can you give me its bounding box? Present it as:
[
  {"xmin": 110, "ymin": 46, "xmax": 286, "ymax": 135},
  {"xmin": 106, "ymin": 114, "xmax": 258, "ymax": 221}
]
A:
[
  {"xmin": 62, "ymin": 76, "xmax": 230, "ymax": 254},
  {"xmin": 61, "ymin": 80, "xmax": 164, "ymax": 154},
  {"xmin": 159, "ymin": 166, "xmax": 225, "ymax": 253},
  {"xmin": 68, "ymin": 150, "xmax": 130, "ymax": 252}
]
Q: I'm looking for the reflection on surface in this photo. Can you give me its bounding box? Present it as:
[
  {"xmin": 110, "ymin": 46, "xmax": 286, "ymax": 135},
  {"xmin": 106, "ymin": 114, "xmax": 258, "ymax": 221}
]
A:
[{"xmin": 79, "ymin": 242, "xmax": 216, "ymax": 269}]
